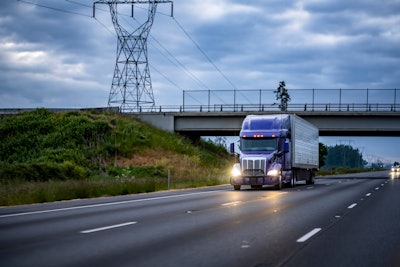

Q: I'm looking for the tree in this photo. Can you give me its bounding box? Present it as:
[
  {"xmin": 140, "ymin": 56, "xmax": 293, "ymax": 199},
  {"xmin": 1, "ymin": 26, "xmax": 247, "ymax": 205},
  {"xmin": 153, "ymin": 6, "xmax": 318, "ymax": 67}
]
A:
[
  {"xmin": 274, "ymin": 81, "xmax": 291, "ymax": 111},
  {"xmin": 319, "ymin": 142, "xmax": 328, "ymax": 168},
  {"xmin": 324, "ymin": 144, "xmax": 367, "ymax": 169},
  {"xmin": 213, "ymin": 136, "xmax": 227, "ymax": 148}
]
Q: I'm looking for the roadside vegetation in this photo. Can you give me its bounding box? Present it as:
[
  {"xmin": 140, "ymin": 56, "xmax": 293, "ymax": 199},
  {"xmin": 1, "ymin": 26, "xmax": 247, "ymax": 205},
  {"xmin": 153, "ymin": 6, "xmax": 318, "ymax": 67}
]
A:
[
  {"xmin": 316, "ymin": 142, "xmax": 385, "ymax": 176},
  {"xmin": 0, "ymin": 109, "xmax": 232, "ymax": 206}
]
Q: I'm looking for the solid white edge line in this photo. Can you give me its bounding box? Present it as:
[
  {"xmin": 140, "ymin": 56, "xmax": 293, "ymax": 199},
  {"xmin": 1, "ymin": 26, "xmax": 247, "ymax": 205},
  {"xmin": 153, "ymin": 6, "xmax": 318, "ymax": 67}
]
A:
[
  {"xmin": 80, "ymin": 222, "xmax": 137, "ymax": 234},
  {"xmin": 0, "ymin": 190, "xmax": 225, "ymax": 218},
  {"xmin": 297, "ymin": 228, "xmax": 321, "ymax": 243},
  {"xmin": 347, "ymin": 203, "xmax": 357, "ymax": 209}
]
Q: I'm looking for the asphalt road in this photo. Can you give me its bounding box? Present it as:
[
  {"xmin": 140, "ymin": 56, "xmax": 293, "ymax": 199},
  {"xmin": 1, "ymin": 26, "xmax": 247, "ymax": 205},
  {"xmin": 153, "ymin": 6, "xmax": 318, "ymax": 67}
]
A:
[{"xmin": 1, "ymin": 170, "xmax": 399, "ymax": 267}]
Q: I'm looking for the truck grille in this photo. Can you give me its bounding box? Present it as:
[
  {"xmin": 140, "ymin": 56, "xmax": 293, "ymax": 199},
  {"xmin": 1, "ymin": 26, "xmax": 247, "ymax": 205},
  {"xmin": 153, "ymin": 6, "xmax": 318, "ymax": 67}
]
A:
[{"xmin": 242, "ymin": 158, "xmax": 266, "ymax": 177}]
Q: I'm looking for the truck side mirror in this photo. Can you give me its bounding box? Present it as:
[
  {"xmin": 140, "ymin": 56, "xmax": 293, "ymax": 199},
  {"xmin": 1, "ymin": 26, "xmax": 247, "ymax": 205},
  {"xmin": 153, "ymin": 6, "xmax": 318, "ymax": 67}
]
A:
[
  {"xmin": 284, "ymin": 142, "xmax": 289, "ymax": 153},
  {"xmin": 230, "ymin": 143, "xmax": 235, "ymax": 155}
]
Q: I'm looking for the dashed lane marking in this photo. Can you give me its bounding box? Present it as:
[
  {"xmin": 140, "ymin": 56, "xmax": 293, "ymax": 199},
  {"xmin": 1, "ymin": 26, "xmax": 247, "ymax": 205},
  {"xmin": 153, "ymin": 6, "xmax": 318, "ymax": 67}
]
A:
[
  {"xmin": 221, "ymin": 201, "xmax": 242, "ymax": 206},
  {"xmin": 297, "ymin": 228, "xmax": 322, "ymax": 243},
  {"xmin": 80, "ymin": 222, "xmax": 137, "ymax": 234},
  {"xmin": 347, "ymin": 203, "xmax": 357, "ymax": 209}
]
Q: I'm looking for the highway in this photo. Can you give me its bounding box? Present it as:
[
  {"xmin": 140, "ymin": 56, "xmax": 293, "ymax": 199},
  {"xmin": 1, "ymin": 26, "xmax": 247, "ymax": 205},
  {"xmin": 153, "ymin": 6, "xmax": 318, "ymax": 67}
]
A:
[{"xmin": 1, "ymin": 171, "xmax": 399, "ymax": 267}]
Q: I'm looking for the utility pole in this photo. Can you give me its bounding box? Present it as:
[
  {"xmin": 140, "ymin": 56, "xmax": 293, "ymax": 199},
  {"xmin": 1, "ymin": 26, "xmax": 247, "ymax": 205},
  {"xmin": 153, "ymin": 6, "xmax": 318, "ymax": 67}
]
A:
[{"xmin": 93, "ymin": 1, "xmax": 173, "ymax": 112}]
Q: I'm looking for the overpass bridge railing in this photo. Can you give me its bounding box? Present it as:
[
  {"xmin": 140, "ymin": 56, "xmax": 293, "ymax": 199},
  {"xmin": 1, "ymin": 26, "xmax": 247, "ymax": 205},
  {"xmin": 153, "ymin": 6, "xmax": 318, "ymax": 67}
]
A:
[
  {"xmin": 142, "ymin": 103, "xmax": 399, "ymax": 113},
  {"xmin": 1, "ymin": 103, "xmax": 399, "ymax": 115}
]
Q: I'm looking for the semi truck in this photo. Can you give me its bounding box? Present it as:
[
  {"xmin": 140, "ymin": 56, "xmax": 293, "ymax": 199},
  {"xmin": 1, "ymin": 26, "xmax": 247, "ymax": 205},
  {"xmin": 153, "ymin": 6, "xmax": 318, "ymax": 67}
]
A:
[{"xmin": 230, "ymin": 114, "xmax": 319, "ymax": 190}]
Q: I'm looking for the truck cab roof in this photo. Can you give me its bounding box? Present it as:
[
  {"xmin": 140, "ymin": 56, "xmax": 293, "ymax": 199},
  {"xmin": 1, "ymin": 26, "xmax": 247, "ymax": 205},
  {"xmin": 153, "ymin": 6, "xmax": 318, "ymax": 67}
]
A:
[{"xmin": 240, "ymin": 115, "xmax": 290, "ymax": 138}]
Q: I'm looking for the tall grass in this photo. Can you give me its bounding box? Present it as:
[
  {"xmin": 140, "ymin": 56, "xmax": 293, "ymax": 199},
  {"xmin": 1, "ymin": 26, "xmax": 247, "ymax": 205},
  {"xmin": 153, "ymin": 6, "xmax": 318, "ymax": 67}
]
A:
[
  {"xmin": 0, "ymin": 178, "xmax": 163, "ymax": 206},
  {"xmin": 0, "ymin": 173, "xmax": 230, "ymax": 206},
  {"xmin": 0, "ymin": 109, "xmax": 232, "ymax": 206}
]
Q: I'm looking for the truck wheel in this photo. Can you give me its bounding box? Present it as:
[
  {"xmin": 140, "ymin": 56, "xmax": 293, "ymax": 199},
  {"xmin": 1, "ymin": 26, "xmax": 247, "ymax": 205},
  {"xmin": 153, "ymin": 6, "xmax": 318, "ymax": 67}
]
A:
[{"xmin": 234, "ymin": 185, "xmax": 241, "ymax": 191}]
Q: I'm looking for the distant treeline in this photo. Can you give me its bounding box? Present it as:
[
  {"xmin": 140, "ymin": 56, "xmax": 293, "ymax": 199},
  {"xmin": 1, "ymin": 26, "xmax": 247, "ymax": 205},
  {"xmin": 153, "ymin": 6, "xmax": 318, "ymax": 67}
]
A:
[{"xmin": 323, "ymin": 144, "xmax": 367, "ymax": 169}]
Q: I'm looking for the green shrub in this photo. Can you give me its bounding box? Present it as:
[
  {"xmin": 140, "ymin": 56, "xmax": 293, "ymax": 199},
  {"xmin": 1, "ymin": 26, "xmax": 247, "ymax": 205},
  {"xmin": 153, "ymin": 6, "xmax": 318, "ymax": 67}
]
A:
[{"xmin": 0, "ymin": 162, "xmax": 87, "ymax": 182}]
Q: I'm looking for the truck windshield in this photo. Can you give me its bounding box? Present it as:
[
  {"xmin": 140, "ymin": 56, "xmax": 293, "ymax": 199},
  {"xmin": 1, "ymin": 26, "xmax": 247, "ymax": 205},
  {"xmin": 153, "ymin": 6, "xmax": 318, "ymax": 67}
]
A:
[{"xmin": 241, "ymin": 138, "xmax": 277, "ymax": 151}]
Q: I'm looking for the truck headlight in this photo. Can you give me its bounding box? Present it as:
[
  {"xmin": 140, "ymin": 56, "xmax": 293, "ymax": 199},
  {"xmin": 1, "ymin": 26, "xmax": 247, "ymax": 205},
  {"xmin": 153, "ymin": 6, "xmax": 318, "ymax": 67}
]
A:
[
  {"xmin": 231, "ymin": 163, "xmax": 242, "ymax": 177},
  {"xmin": 267, "ymin": 169, "xmax": 280, "ymax": 177}
]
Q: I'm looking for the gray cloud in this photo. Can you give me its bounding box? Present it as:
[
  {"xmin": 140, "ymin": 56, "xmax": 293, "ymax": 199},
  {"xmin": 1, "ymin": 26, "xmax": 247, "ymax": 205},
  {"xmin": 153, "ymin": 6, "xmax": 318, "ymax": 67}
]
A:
[{"xmin": 2, "ymin": 0, "xmax": 398, "ymax": 108}]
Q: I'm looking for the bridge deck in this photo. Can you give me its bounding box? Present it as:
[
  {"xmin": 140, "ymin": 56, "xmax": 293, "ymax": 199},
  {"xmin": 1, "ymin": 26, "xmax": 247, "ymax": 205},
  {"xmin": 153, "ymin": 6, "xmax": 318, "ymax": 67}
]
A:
[{"xmin": 133, "ymin": 111, "xmax": 400, "ymax": 138}]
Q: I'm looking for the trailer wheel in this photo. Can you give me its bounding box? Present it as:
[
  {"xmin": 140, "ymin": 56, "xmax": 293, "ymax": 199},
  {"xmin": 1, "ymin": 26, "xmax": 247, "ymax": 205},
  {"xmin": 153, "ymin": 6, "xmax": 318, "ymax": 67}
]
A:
[
  {"xmin": 233, "ymin": 185, "xmax": 241, "ymax": 191},
  {"xmin": 306, "ymin": 171, "xmax": 315, "ymax": 185},
  {"xmin": 290, "ymin": 176, "xmax": 296, "ymax": 188}
]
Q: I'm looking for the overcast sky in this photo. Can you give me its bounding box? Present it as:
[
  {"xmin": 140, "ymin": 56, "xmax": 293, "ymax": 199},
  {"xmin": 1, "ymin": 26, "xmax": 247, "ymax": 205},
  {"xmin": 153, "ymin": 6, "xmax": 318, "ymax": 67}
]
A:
[{"xmin": 1, "ymin": 0, "xmax": 399, "ymax": 163}]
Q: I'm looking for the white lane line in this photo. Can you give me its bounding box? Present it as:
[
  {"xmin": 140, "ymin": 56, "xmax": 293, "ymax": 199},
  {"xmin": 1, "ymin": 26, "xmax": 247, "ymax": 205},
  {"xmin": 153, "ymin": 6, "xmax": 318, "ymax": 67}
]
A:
[
  {"xmin": 0, "ymin": 190, "xmax": 225, "ymax": 218},
  {"xmin": 297, "ymin": 228, "xmax": 321, "ymax": 243},
  {"xmin": 366, "ymin": 193, "xmax": 372, "ymax": 197},
  {"xmin": 347, "ymin": 203, "xmax": 357, "ymax": 209},
  {"xmin": 80, "ymin": 222, "xmax": 137, "ymax": 234},
  {"xmin": 221, "ymin": 201, "xmax": 242, "ymax": 206},
  {"xmin": 375, "ymin": 187, "xmax": 380, "ymax": 190}
]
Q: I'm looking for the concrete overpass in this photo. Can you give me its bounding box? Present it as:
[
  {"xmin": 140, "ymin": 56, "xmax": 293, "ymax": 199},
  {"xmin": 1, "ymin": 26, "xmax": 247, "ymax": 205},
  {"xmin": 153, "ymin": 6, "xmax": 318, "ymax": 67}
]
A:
[
  {"xmin": 133, "ymin": 111, "xmax": 400, "ymax": 140},
  {"xmin": 2, "ymin": 107, "xmax": 399, "ymax": 140}
]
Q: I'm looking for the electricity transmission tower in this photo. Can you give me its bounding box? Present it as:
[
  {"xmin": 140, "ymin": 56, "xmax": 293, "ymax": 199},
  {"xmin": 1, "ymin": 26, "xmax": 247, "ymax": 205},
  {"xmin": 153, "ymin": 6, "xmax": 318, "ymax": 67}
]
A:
[{"xmin": 93, "ymin": 1, "xmax": 173, "ymax": 112}]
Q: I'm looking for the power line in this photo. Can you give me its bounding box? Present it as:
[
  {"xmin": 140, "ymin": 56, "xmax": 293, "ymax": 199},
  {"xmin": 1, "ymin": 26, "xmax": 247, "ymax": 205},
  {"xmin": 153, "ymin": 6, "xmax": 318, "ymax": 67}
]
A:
[
  {"xmin": 148, "ymin": 34, "xmax": 213, "ymax": 91},
  {"xmin": 121, "ymin": 17, "xmax": 186, "ymax": 90},
  {"xmin": 17, "ymin": 0, "xmax": 116, "ymax": 42},
  {"xmin": 149, "ymin": 62, "xmax": 183, "ymax": 92},
  {"xmin": 93, "ymin": 17, "xmax": 116, "ymax": 36},
  {"xmin": 16, "ymin": 0, "xmax": 92, "ymax": 18},
  {"xmin": 121, "ymin": 14, "xmax": 212, "ymax": 91},
  {"xmin": 17, "ymin": 0, "xmax": 237, "ymax": 94},
  {"xmin": 172, "ymin": 17, "xmax": 238, "ymax": 90},
  {"xmin": 64, "ymin": 0, "xmax": 91, "ymax": 8}
]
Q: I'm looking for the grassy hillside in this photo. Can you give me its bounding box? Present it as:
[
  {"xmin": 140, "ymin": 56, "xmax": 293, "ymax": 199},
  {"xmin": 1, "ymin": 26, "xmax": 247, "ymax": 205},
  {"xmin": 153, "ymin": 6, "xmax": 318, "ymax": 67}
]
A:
[{"xmin": 0, "ymin": 109, "xmax": 232, "ymax": 205}]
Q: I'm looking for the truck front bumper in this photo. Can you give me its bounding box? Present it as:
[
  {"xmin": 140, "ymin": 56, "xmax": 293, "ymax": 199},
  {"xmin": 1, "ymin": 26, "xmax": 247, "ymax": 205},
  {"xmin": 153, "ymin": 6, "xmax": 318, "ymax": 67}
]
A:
[{"xmin": 230, "ymin": 176, "xmax": 278, "ymax": 186}]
